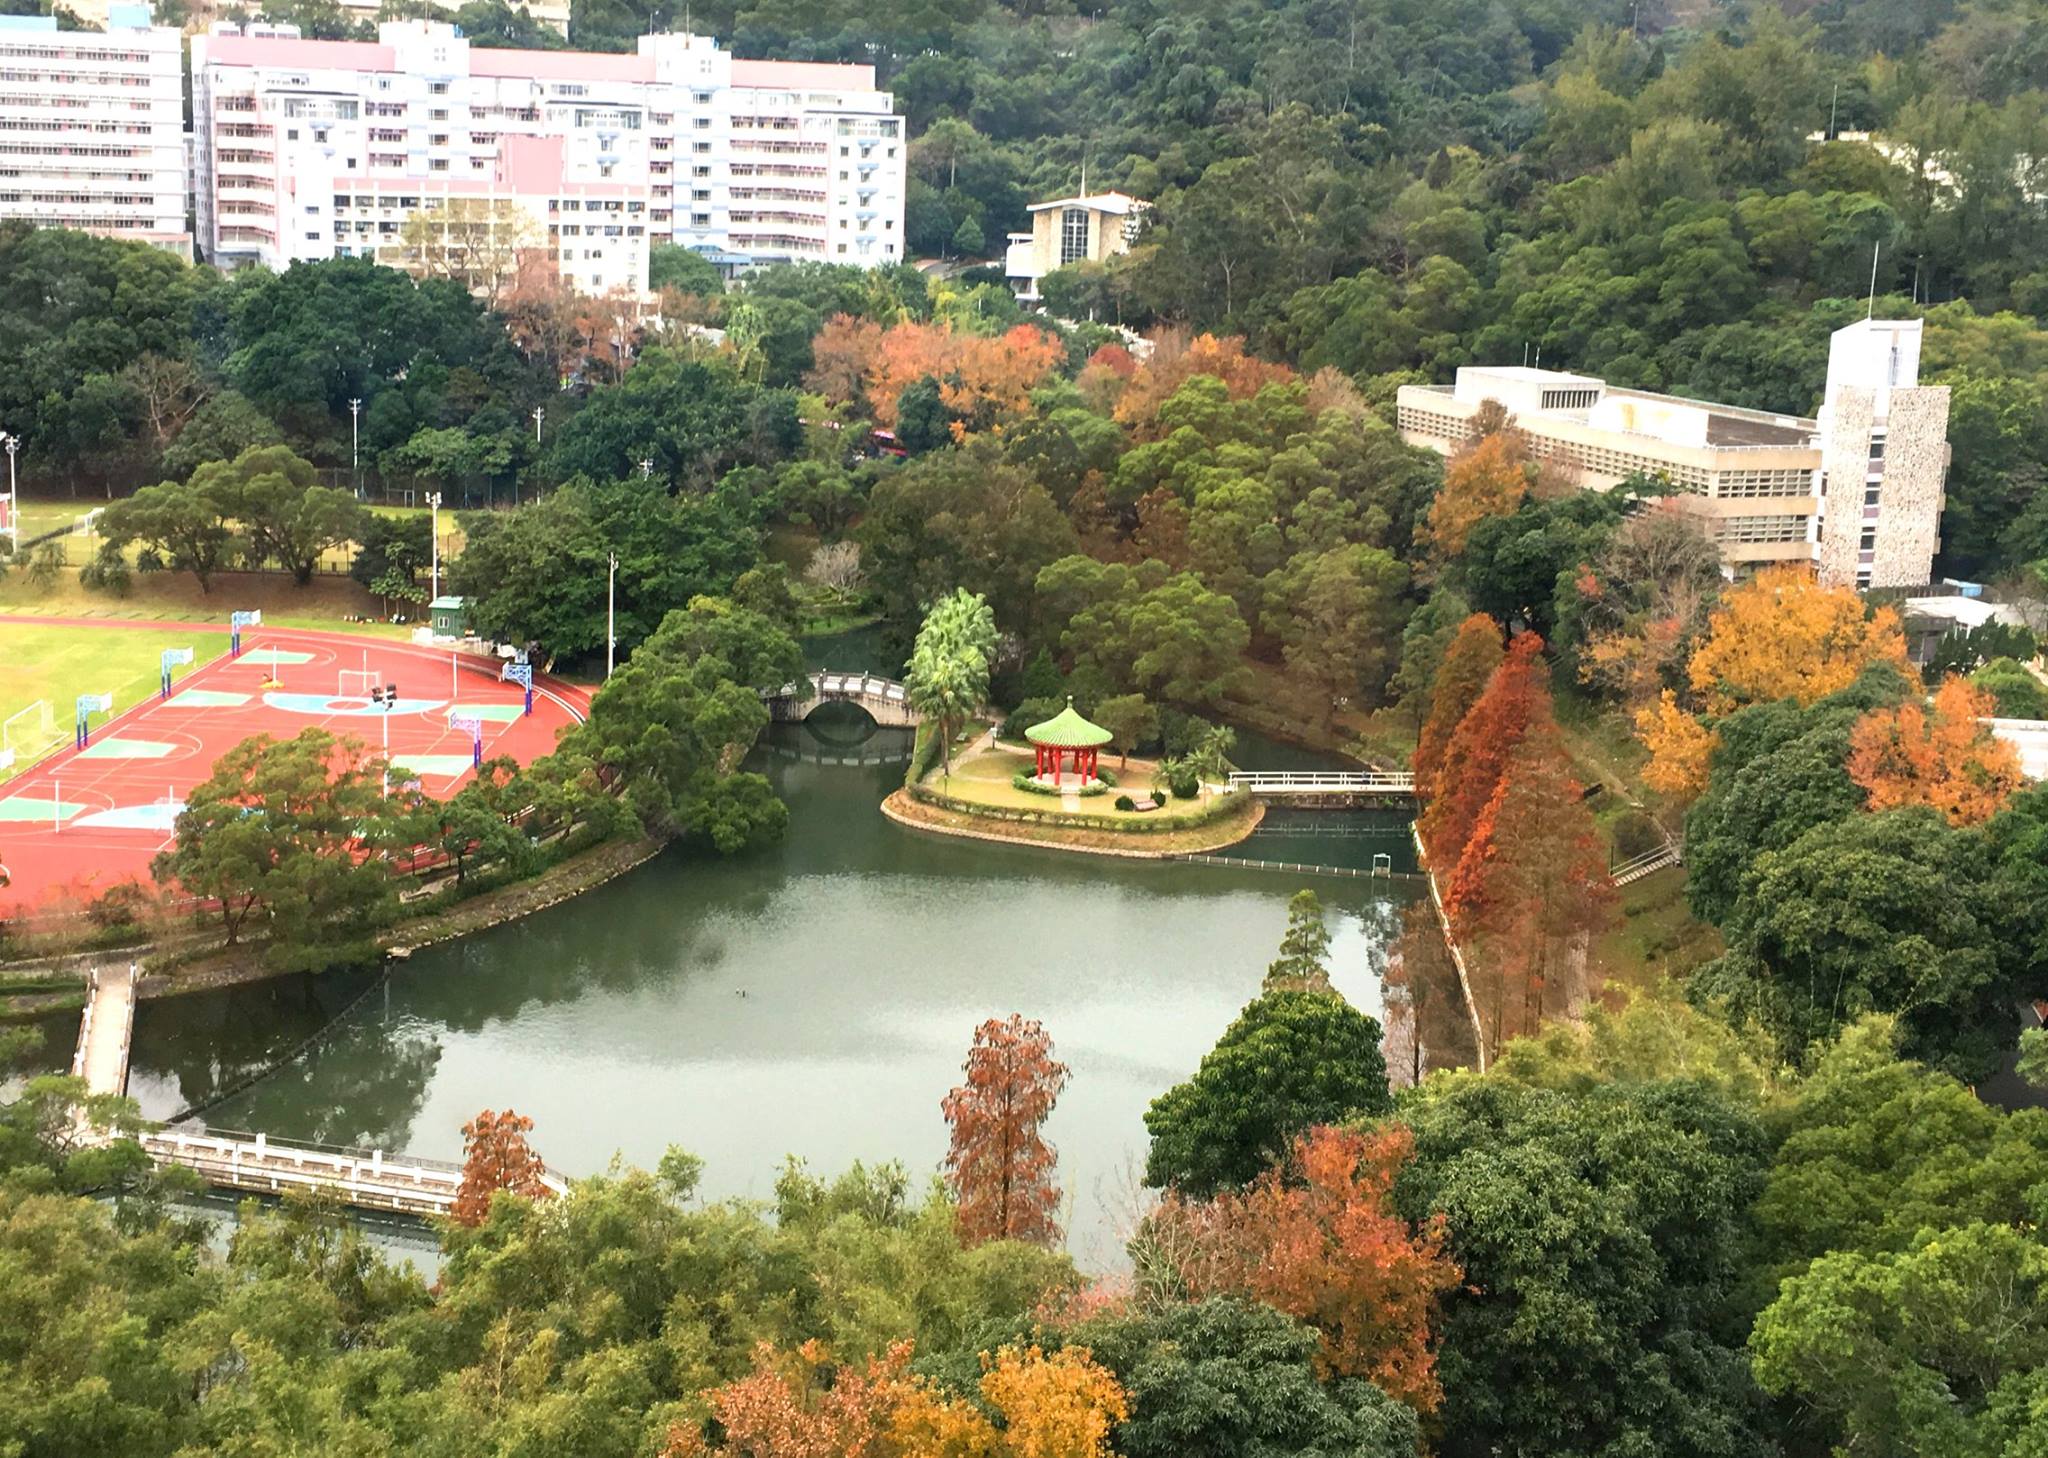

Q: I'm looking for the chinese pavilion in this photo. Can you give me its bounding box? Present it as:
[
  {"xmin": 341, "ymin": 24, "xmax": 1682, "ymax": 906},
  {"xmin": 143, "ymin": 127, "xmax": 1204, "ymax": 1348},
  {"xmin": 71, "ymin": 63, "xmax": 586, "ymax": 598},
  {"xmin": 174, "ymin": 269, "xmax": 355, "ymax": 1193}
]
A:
[{"xmin": 1025, "ymin": 697, "xmax": 1113, "ymax": 785}]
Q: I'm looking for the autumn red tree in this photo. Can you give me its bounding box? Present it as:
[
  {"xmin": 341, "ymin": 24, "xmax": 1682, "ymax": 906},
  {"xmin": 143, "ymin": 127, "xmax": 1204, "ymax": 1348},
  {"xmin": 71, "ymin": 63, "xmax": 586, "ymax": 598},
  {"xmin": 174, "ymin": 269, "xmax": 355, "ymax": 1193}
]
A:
[
  {"xmin": 1412, "ymin": 613, "xmax": 1504, "ymax": 799},
  {"xmin": 856, "ymin": 321, "xmax": 1064, "ymax": 431},
  {"xmin": 661, "ymin": 1340, "xmax": 914, "ymax": 1458},
  {"xmin": 1847, "ymin": 674, "xmax": 2025, "ymax": 825},
  {"xmin": 1445, "ymin": 720, "xmax": 1615, "ymax": 1052},
  {"xmin": 1417, "ymin": 632, "xmax": 1550, "ymax": 871},
  {"xmin": 1144, "ymin": 1124, "xmax": 1461, "ymax": 1413},
  {"xmin": 942, "ymin": 1014, "xmax": 1070, "ymax": 1247},
  {"xmin": 451, "ymin": 1108, "xmax": 553, "ymax": 1226},
  {"xmin": 804, "ymin": 313, "xmax": 885, "ymax": 406},
  {"xmin": 1111, "ymin": 331, "xmax": 1295, "ymax": 438}
]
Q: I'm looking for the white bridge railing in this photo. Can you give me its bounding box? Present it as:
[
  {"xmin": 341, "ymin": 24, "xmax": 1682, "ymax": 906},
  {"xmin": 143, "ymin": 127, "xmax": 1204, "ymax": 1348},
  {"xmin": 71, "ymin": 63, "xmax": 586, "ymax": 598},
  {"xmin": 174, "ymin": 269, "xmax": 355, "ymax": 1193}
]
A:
[
  {"xmin": 1228, "ymin": 771, "xmax": 1417, "ymax": 794},
  {"xmin": 141, "ymin": 1127, "xmax": 569, "ymax": 1217}
]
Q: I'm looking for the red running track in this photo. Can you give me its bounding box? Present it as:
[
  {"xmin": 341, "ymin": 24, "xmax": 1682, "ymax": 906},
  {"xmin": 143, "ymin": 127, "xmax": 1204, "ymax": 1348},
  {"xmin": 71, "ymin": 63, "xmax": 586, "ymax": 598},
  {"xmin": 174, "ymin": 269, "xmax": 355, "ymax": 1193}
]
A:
[{"xmin": 0, "ymin": 621, "xmax": 590, "ymax": 919}]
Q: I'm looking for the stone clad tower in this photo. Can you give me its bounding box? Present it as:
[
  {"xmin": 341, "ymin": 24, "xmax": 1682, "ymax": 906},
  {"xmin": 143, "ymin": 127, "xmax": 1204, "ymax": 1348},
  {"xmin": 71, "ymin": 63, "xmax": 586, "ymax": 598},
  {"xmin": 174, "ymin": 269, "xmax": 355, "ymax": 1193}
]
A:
[{"xmin": 1814, "ymin": 319, "xmax": 1951, "ymax": 590}]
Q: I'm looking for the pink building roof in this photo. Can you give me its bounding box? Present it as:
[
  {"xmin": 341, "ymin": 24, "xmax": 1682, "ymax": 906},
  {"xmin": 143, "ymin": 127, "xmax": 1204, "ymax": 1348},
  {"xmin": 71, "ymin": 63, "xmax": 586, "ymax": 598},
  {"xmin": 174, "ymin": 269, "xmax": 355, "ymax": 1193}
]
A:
[{"xmin": 203, "ymin": 36, "xmax": 395, "ymax": 70}]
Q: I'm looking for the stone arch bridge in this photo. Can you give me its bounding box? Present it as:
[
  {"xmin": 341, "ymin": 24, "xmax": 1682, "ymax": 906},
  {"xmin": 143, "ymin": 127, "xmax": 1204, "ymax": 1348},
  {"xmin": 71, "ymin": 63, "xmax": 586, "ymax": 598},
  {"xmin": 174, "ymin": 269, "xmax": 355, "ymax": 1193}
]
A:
[{"xmin": 767, "ymin": 671, "xmax": 924, "ymax": 729}]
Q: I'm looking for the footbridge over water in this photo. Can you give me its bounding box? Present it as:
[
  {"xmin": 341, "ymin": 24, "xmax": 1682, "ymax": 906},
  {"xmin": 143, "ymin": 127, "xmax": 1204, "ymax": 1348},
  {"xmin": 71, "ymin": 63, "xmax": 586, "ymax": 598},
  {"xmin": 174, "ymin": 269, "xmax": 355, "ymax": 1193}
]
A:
[
  {"xmin": 70, "ymin": 961, "xmax": 569, "ymax": 1217},
  {"xmin": 1228, "ymin": 770, "xmax": 1416, "ymax": 809},
  {"xmin": 768, "ymin": 671, "xmax": 923, "ymax": 728}
]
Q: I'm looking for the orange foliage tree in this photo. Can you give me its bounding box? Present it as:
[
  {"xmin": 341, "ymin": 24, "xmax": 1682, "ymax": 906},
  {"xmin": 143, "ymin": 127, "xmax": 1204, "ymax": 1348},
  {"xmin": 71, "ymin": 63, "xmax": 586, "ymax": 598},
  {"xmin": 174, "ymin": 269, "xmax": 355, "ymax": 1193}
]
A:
[
  {"xmin": 1637, "ymin": 564, "xmax": 1912, "ymax": 802},
  {"xmin": 804, "ymin": 313, "xmax": 885, "ymax": 405},
  {"xmin": 1847, "ymin": 675, "xmax": 2025, "ymax": 825},
  {"xmin": 1110, "ymin": 332, "xmax": 1295, "ymax": 438},
  {"xmin": 809, "ymin": 319, "xmax": 1063, "ymax": 431},
  {"xmin": 1411, "ymin": 613, "xmax": 1504, "ymax": 800},
  {"xmin": 662, "ymin": 1339, "xmax": 1129, "ymax": 1458},
  {"xmin": 1445, "ymin": 721, "xmax": 1615, "ymax": 1051},
  {"xmin": 1684, "ymin": 564, "xmax": 1909, "ymax": 715},
  {"xmin": 1636, "ymin": 689, "xmax": 1720, "ymax": 801},
  {"xmin": 1423, "ymin": 432, "xmax": 1529, "ymax": 559},
  {"xmin": 451, "ymin": 1108, "xmax": 553, "ymax": 1226},
  {"xmin": 1417, "ymin": 632, "xmax": 1549, "ymax": 870},
  {"xmin": 941, "ymin": 1014, "xmax": 1069, "ymax": 1247},
  {"xmin": 1143, "ymin": 1124, "xmax": 1460, "ymax": 1413}
]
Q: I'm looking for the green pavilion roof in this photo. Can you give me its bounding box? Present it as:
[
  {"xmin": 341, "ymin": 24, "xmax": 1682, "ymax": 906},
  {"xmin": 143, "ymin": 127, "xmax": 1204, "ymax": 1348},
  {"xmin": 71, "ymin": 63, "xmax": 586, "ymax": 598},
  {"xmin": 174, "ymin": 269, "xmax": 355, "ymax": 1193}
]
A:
[{"xmin": 1025, "ymin": 698, "xmax": 1113, "ymax": 748}]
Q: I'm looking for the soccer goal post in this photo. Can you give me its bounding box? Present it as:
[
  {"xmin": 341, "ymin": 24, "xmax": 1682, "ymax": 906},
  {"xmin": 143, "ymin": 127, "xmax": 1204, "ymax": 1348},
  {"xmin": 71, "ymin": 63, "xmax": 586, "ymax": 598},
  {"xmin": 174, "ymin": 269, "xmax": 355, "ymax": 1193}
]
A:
[
  {"xmin": 2, "ymin": 699, "xmax": 55, "ymax": 761},
  {"xmin": 338, "ymin": 669, "xmax": 381, "ymax": 700}
]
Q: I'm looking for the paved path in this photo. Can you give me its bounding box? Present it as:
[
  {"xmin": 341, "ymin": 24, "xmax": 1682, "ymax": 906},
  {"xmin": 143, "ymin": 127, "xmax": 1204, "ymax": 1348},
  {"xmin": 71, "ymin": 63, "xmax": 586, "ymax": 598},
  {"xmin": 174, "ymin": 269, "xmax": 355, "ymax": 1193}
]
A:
[{"xmin": 72, "ymin": 962, "xmax": 135, "ymax": 1097}]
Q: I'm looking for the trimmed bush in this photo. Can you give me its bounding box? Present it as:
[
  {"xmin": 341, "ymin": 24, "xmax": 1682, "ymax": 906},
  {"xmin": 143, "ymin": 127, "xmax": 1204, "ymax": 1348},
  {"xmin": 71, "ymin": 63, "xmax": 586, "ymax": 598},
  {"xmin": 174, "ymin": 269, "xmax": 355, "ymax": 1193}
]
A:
[{"xmin": 1115, "ymin": 794, "xmax": 1136, "ymax": 811}]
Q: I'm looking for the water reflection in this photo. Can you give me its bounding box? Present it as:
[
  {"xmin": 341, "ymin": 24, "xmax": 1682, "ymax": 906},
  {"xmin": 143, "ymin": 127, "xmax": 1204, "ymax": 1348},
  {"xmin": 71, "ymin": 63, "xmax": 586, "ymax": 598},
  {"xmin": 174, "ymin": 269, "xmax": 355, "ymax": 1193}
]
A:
[{"xmin": 122, "ymin": 714, "xmax": 1440, "ymax": 1267}]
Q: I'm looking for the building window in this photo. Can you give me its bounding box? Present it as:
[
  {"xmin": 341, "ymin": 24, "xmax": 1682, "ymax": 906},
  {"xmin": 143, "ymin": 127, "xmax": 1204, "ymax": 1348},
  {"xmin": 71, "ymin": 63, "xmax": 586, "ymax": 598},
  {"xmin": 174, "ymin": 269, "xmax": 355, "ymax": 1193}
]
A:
[
  {"xmin": 429, "ymin": 81, "xmax": 449, "ymax": 95},
  {"xmin": 1864, "ymin": 484, "xmax": 1882, "ymax": 508},
  {"xmin": 1060, "ymin": 206, "xmax": 1089, "ymax": 266}
]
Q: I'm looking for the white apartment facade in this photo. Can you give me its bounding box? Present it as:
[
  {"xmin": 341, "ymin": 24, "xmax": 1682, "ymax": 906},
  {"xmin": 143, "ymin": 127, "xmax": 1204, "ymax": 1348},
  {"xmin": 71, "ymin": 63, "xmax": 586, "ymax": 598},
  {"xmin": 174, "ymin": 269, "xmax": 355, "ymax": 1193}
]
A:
[
  {"xmin": 0, "ymin": 7, "xmax": 188, "ymax": 252},
  {"xmin": 1396, "ymin": 319, "xmax": 1952, "ymax": 590},
  {"xmin": 189, "ymin": 20, "xmax": 905, "ymax": 294}
]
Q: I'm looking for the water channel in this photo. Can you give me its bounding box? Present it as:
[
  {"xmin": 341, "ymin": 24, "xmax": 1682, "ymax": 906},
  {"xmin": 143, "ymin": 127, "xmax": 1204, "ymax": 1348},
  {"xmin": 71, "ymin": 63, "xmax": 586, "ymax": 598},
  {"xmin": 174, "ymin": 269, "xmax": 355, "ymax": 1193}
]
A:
[{"xmin": 31, "ymin": 645, "xmax": 1430, "ymax": 1266}]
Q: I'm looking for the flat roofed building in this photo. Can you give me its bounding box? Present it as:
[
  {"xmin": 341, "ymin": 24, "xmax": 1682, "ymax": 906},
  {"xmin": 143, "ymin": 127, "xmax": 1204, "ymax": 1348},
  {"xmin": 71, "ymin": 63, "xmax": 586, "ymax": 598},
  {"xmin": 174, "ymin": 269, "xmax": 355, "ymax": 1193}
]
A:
[
  {"xmin": 1396, "ymin": 320, "xmax": 1952, "ymax": 590},
  {"xmin": 190, "ymin": 20, "xmax": 905, "ymax": 287},
  {"xmin": 0, "ymin": 7, "xmax": 189, "ymax": 253},
  {"xmin": 1004, "ymin": 189, "xmax": 1148, "ymax": 301}
]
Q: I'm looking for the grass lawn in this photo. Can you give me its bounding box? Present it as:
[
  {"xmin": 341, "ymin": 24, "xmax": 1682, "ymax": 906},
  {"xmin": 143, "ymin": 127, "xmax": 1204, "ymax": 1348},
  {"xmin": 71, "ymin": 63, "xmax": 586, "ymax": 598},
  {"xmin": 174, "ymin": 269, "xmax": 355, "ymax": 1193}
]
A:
[
  {"xmin": 0, "ymin": 623, "xmax": 229, "ymax": 778},
  {"xmin": 1594, "ymin": 863, "xmax": 1724, "ymax": 989},
  {"xmin": 933, "ymin": 743, "xmax": 1234, "ymax": 825},
  {"xmin": 0, "ymin": 564, "xmax": 411, "ymax": 638}
]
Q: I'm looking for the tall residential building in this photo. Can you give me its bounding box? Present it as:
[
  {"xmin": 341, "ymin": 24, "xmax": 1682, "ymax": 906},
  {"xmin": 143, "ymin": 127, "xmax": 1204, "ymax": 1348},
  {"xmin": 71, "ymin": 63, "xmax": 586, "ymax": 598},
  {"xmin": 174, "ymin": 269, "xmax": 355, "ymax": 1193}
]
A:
[
  {"xmin": 189, "ymin": 20, "xmax": 906, "ymax": 293},
  {"xmin": 1395, "ymin": 319, "xmax": 1952, "ymax": 590},
  {"xmin": 0, "ymin": 7, "xmax": 189, "ymax": 252},
  {"xmin": 1003, "ymin": 189, "xmax": 1148, "ymax": 301}
]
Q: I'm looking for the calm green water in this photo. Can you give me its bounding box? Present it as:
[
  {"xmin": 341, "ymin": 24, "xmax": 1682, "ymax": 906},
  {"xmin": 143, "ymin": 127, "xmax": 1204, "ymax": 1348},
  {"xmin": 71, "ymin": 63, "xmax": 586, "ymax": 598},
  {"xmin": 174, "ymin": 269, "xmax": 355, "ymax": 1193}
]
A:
[{"xmin": 105, "ymin": 713, "xmax": 1419, "ymax": 1264}]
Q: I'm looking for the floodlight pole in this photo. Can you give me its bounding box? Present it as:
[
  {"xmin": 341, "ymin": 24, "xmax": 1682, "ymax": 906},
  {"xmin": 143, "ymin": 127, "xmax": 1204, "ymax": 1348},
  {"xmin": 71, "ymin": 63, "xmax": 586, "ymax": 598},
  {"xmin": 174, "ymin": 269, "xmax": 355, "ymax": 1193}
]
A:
[
  {"xmin": 427, "ymin": 491, "xmax": 442, "ymax": 603},
  {"xmin": 1, "ymin": 433, "xmax": 16, "ymax": 558},
  {"xmin": 348, "ymin": 398, "xmax": 361, "ymax": 480},
  {"xmin": 607, "ymin": 551, "xmax": 617, "ymax": 680},
  {"xmin": 532, "ymin": 405, "xmax": 543, "ymax": 443}
]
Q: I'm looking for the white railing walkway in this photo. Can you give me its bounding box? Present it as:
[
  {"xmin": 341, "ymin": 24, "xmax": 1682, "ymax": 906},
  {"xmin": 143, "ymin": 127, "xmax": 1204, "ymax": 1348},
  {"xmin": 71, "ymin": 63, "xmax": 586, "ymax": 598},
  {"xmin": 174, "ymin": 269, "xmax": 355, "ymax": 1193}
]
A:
[
  {"xmin": 1228, "ymin": 770, "xmax": 1417, "ymax": 795},
  {"xmin": 71, "ymin": 962, "xmax": 136, "ymax": 1098},
  {"xmin": 140, "ymin": 1127, "xmax": 570, "ymax": 1218},
  {"xmin": 1611, "ymin": 844, "xmax": 1683, "ymax": 887}
]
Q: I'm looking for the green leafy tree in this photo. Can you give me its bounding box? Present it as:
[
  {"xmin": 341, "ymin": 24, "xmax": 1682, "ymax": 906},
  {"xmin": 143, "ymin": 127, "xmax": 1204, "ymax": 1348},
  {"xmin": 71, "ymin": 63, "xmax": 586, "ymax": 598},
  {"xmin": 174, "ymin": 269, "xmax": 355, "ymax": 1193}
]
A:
[
  {"xmin": 151, "ymin": 728, "xmax": 399, "ymax": 970},
  {"xmin": 547, "ymin": 349, "xmax": 797, "ymax": 487},
  {"xmin": 1073, "ymin": 1297, "xmax": 1420, "ymax": 1458},
  {"xmin": 1751, "ymin": 1222, "xmax": 2048, "ymax": 1458},
  {"xmin": 1265, "ymin": 889, "xmax": 1334, "ymax": 992},
  {"xmin": 1093, "ymin": 693, "xmax": 1157, "ymax": 769},
  {"xmin": 1693, "ymin": 807, "xmax": 2029, "ymax": 1082},
  {"xmin": 565, "ymin": 602, "xmax": 784, "ymax": 848},
  {"xmin": 197, "ymin": 444, "xmax": 367, "ymax": 584},
  {"xmin": 1144, "ymin": 989, "xmax": 1391, "ymax": 1197},
  {"xmin": 905, "ymin": 588, "xmax": 996, "ymax": 775},
  {"xmin": 647, "ymin": 241, "xmax": 725, "ymax": 295},
  {"xmin": 97, "ymin": 478, "xmax": 233, "ymax": 592},
  {"xmin": 1397, "ymin": 1075, "xmax": 1772, "ymax": 1458}
]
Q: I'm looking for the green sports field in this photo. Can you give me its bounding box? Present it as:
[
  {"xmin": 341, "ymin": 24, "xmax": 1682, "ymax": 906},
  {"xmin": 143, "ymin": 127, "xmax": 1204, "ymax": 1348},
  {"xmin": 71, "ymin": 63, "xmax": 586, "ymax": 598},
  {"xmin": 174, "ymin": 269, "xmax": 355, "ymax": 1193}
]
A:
[{"xmin": 1, "ymin": 624, "xmax": 228, "ymax": 779}]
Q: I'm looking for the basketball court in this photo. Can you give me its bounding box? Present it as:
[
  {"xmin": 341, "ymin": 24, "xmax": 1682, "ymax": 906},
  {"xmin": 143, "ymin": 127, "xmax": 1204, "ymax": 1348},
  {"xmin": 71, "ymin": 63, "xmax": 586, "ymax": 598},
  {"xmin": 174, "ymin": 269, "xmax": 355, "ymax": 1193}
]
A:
[{"xmin": 0, "ymin": 621, "xmax": 589, "ymax": 918}]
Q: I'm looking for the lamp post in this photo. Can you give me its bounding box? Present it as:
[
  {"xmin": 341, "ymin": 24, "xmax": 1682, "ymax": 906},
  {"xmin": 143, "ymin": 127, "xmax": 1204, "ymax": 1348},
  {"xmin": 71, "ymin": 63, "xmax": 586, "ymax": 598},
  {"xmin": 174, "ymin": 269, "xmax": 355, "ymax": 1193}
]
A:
[
  {"xmin": 531, "ymin": 405, "xmax": 543, "ymax": 443},
  {"xmin": 372, "ymin": 683, "xmax": 399, "ymax": 798},
  {"xmin": 607, "ymin": 551, "xmax": 617, "ymax": 680},
  {"xmin": 427, "ymin": 491, "xmax": 442, "ymax": 604},
  {"xmin": 0, "ymin": 432, "xmax": 16, "ymax": 559},
  {"xmin": 638, "ymin": 457, "xmax": 654, "ymax": 480},
  {"xmin": 348, "ymin": 397, "xmax": 361, "ymax": 484}
]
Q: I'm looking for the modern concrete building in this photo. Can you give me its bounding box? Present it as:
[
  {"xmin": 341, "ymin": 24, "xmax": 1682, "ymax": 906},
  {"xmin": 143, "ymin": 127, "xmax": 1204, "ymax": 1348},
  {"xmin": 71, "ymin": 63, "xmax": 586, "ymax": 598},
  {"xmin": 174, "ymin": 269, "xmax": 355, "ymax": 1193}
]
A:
[
  {"xmin": 1004, "ymin": 189, "xmax": 1148, "ymax": 301},
  {"xmin": 0, "ymin": 7, "xmax": 189, "ymax": 252},
  {"xmin": 189, "ymin": 20, "xmax": 905, "ymax": 291},
  {"xmin": 1396, "ymin": 319, "xmax": 1953, "ymax": 589}
]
